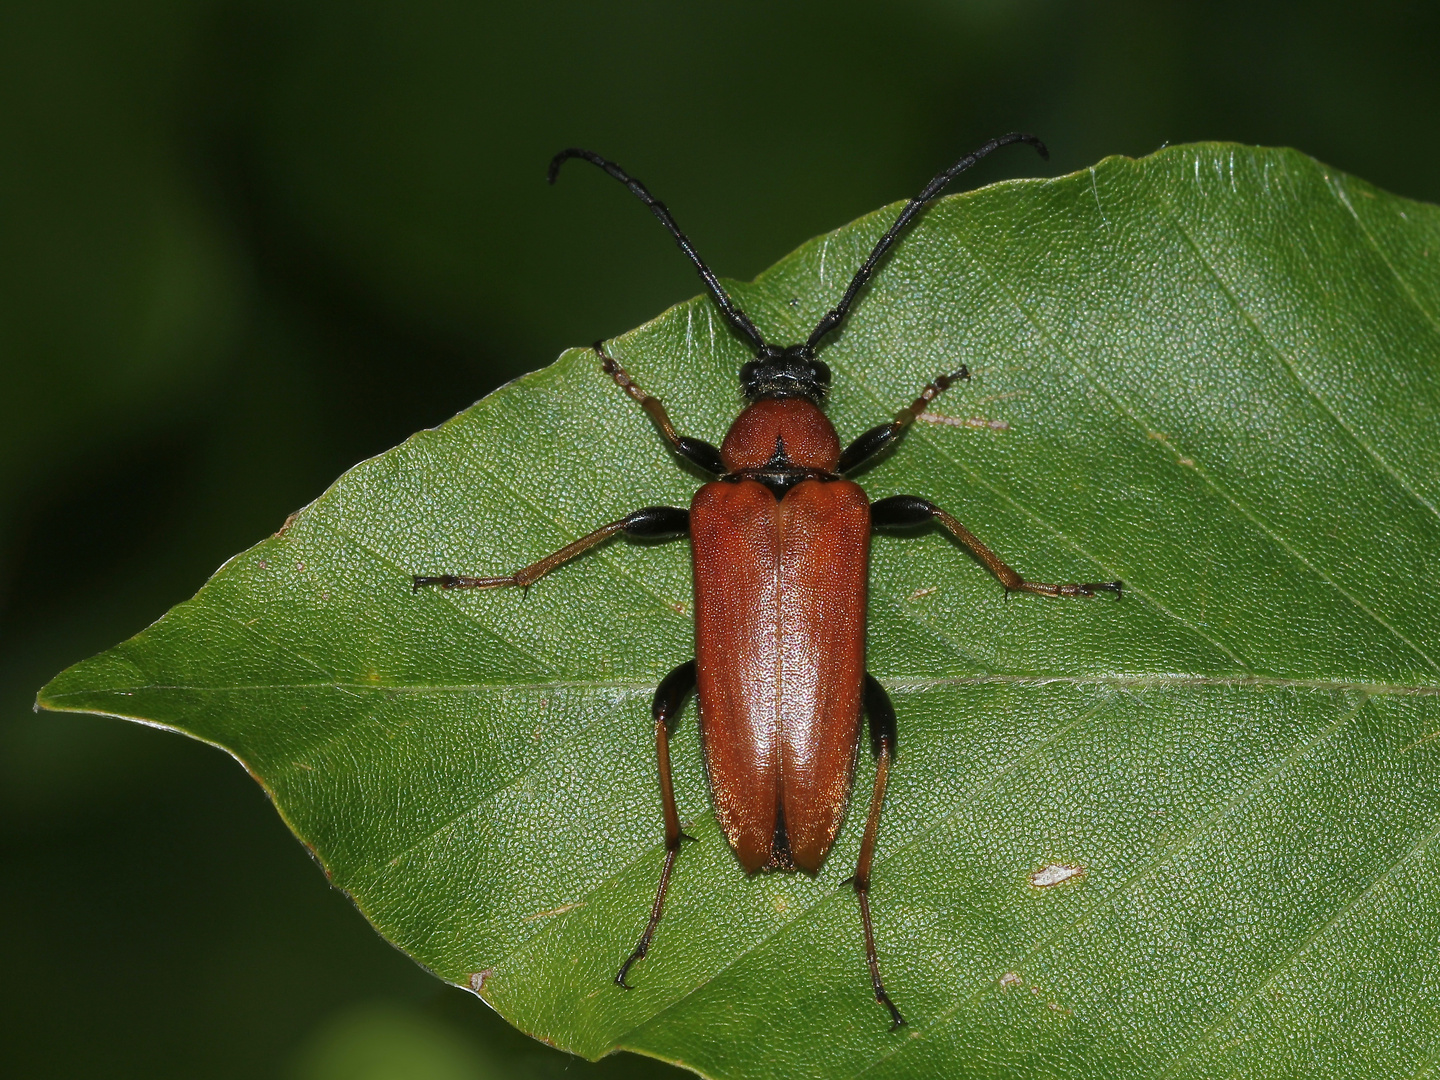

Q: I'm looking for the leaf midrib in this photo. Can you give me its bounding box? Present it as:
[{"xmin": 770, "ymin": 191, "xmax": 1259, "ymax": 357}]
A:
[{"xmin": 43, "ymin": 671, "xmax": 1440, "ymax": 700}]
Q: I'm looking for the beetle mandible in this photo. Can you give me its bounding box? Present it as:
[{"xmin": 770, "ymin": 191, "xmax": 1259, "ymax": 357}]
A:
[{"xmin": 414, "ymin": 132, "xmax": 1122, "ymax": 1029}]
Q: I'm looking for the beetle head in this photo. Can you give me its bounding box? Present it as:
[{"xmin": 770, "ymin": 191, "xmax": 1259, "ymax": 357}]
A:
[{"xmin": 739, "ymin": 344, "xmax": 832, "ymax": 405}]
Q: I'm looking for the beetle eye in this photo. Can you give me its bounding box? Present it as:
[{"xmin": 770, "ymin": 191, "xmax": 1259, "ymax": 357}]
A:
[{"xmin": 811, "ymin": 360, "xmax": 831, "ymax": 386}]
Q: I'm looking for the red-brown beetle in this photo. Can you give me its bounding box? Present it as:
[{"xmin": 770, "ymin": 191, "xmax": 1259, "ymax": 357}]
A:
[{"xmin": 415, "ymin": 133, "xmax": 1121, "ymax": 1028}]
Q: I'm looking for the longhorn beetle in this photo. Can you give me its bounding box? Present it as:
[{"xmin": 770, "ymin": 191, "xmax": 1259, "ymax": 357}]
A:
[{"xmin": 415, "ymin": 132, "xmax": 1122, "ymax": 1029}]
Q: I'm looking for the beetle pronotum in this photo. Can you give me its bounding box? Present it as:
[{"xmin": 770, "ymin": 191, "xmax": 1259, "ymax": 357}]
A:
[{"xmin": 415, "ymin": 133, "xmax": 1122, "ymax": 1028}]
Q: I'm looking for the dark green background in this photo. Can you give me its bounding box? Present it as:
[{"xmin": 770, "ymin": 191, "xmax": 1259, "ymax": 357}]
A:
[{"xmin": 3, "ymin": 2, "xmax": 1437, "ymax": 1076}]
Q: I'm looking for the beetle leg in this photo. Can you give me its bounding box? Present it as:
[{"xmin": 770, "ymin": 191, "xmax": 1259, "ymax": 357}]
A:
[
  {"xmin": 837, "ymin": 366, "xmax": 970, "ymax": 474},
  {"xmin": 594, "ymin": 343, "xmax": 726, "ymax": 475},
  {"xmin": 616, "ymin": 659, "xmax": 697, "ymax": 989},
  {"xmin": 870, "ymin": 495, "xmax": 1123, "ymax": 598},
  {"xmin": 847, "ymin": 673, "xmax": 905, "ymax": 1030},
  {"xmin": 413, "ymin": 506, "xmax": 688, "ymax": 591}
]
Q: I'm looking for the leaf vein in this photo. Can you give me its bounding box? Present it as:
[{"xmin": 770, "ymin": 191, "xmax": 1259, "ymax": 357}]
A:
[
  {"xmin": 43, "ymin": 672, "xmax": 1440, "ymax": 698},
  {"xmin": 1327, "ymin": 174, "xmax": 1440, "ymax": 337},
  {"xmin": 1168, "ymin": 209, "xmax": 1440, "ymax": 526},
  {"xmin": 975, "ymin": 251, "xmax": 1440, "ymax": 675}
]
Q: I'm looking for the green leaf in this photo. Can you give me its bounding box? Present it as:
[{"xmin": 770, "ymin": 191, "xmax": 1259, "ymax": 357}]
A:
[{"xmin": 39, "ymin": 144, "xmax": 1440, "ymax": 1078}]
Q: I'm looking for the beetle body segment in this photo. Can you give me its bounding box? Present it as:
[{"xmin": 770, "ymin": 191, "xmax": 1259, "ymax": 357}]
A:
[
  {"xmin": 692, "ymin": 472, "xmax": 870, "ymax": 874},
  {"xmin": 691, "ymin": 396, "xmax": 868, "ymax": 874},
  {"xmin": 719, "ymin": 397, "xmax": 840, "ymax": 472}
]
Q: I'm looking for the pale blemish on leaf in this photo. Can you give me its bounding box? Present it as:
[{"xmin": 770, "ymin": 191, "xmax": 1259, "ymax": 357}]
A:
[
  {"xmin": 915, "ymin": 413, "xmax": 1009, "ymax": 431},
  {"xmin": 524, "ymin": 901, "xmax": 587, "ymax": 922},
  {"xmin": 1030, "ymin": 864, "xmax": 1086, "ymax": 888}
]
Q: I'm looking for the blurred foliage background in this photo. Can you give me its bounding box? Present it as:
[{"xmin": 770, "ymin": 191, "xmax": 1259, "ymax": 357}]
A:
[{"xmin": 2, "ymin": 1, "xmax": 1436, "ymax": 1076}]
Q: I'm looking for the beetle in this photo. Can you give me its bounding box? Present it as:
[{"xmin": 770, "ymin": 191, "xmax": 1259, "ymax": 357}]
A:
[{"xmin": 414, "ymin": 132, "xmax": 1122, "ymax": 1029}]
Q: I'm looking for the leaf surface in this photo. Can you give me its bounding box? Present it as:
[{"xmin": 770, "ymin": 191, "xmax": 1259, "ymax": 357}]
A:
[{"xmin": 40, "ymin": 144, "xmax": 1440, "ymax": 1079}]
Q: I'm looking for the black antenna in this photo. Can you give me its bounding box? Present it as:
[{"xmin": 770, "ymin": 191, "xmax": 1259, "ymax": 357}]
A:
[
  {"xmin": 806, "ymin": 132, "xmax": 1049, "ymax": 350},
  {"xmin": 550, "ymin": 149, "xmax": 769, "ymax": 353}
]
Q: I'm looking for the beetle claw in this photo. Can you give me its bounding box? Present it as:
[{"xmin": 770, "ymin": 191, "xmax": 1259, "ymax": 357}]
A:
[
  {"xmin": 614, "ymin": 959, "xmax": 638, "ymax": 990},
  {"xmin": 1080, "ymin": 580, "xmax": 1124, "ymax": 599},
  {"xmin": 877, "ymin": 989, "xmax": 906, "ymax": 1030}
]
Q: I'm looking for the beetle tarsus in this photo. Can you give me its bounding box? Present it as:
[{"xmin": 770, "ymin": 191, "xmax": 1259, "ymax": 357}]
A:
[
  {"xmin": 614, "ymin": 950, "xmax": 644, "ymax": 990},
  {"xmin": 853, "ymin": 873, "xmax": 906, "ymax": 1030},
  {"xmin": 878, "ymin": 988, "xmax": 907, "ymax": 1031},
  {"xmin": 1017, "ymin": 578, "xmax": 1123, "ymax": 599},
  {"xmin": 615, "ymin": 842, "xmax": 682, "ymax": 991}
]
